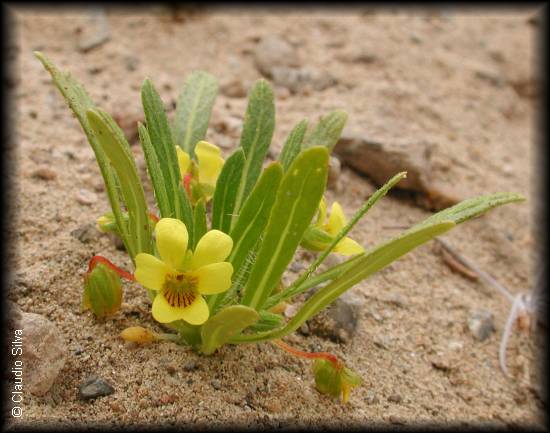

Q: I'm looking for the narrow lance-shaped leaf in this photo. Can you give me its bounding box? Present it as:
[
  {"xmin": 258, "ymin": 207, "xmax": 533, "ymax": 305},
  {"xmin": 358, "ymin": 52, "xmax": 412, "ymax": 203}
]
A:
[
  {"xmin": 231, "ymin": 191, "xmax": 524, "ymax": 344},
  {"xmin": 289, "ymin": 171, "xmax": 407, "ymax": 295},
  {"xmin": 211, "ymin": 149, "xmax": 245, "ymax": 233},
  {"xmin": 232, "ymin": 79, "xmax": 275, "ymax": 227},
  {"xmin": 137, "ymin": 122, "xmax": 171, "ymax": 217},
  {"xmin": 192, "ymin": 199, "xmax": 207, "ymax": 250},
  {"xmin": 172, "ymin": 71, "xmax": 218, "ymax": 158},
  {"xmin": 229, "ymin": 162, "xmax": 283, "ymax": 274},
  {"xmin": 141, "ymin": 79, "xmax": 184, "ymax": 220},
  {"xmin": 86, "ymin": 109, "xmax": 152, "ymax": 258},
  {"xmin": 200, "ymin": 305, "xmax": 259, "ymax": 355},
  {"xmin": 302, "ymin": 110, "xmax": 347, "ymax": 152},
  {"xmin": 177, "ymin": 185, "xmax": 195, "ymax": 248},
  {"xmin": 279, "ymin": 119, "xmax": 308, "ymax": 171},
  {"xmin": 240, "ymin": 147, "xmax": 329, "ymax": 310},
  {"xmin": 34, "ymin": 52, "xmax": 131, "ymax": 254}
]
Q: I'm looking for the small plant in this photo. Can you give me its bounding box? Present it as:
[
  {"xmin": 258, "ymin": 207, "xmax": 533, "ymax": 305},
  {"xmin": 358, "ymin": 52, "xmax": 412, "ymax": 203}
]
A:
[{"xmin": 35, "ymin": 51, "xmax": 524, "ymax": 404}]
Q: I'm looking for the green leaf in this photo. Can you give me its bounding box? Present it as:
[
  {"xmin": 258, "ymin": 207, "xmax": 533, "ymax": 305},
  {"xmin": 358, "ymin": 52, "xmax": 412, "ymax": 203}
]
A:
[
  {"xmin": 232, "ymin": 221, "xmax": 455, "ymax": 344},
  {"xmin": 303, "ymin": 110, "xmax": 347, "ymax": 152},
  {"xmin": 229, "ymin": 162, "xmax": 283, "ymax": 275},
  {"xmin": 200, "ymin": 305, "xmax": 259, "ymax": 355},
  {"xmin": 178, "ymin": 185, "xmax": 195, "ymax": 247},
  {"xmin": 414, "ymin": 192, "xmax": 525, "ymax": 228},
  {"xmin": 231, "ymin": 191, "xmax": 524, "ymax": 344},
  {"xmin": 173, "ymin": 71, "xmax": 218, "ymax": 157},
  {"xmin": 192, "ymin": 198, "xmax": 207, "ymax": 249},
  {"xmin": 240, "ymin": 147, "xmax": 329, "ymax": 310},
  {"xmin": 211, "ymin": 149, "xmax": 245, "ymax": 233},
  {"xmin": 295, "ymin": 171, "xmax": 407, "ymax": 289},
  {"xmin": 232, "ymin": 79, "xmax": 275, "ymax": 227},
  {"xmin": 86, "ymin": 108, "xmax": 152, "ymax": 258},
  {"xmin": 279, "ymin": 119, "xmax": 308, "ymax": 171},
  {"xmin": 137, "ymin": 122, "xmax": 171, "ymax": 217},
  {"xmin": 34, "ymin": 52, "xmax": 131, "ymax": 255},
  {"xmin": 141, "ymin": 79, "xmax": 185, "ymax": 221},
  {"xmin": 248, "ymin": 310, "xmax": 284, "ymax": 332}
]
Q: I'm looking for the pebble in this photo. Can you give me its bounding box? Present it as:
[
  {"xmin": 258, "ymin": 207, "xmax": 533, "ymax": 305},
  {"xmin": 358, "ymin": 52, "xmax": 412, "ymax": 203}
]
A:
[
  {"xmin": 253, "ymin": 35, "xmax": 300, "ymax": 77},
  {"xmin": 365, "ymin": 390, "xmax": 379, "ymax": 404},
  {"xmin": 334, "ymin": 128, "xmax": 461, "ymax": 210},
  {"xmin": 70, "ymin": 223, "xmax": 99, "ymax": 243},
  {"xmin": 76, "ymin": 189, "xmax": 98, "ymax": 205},
  {"xmin": 183, "ymin": 360, "xmax": 198, "ymax": 372},
  {"xmin": 211, "ymin": 379, "xmax": 222, "ymax": 390},
  {"xmin": 78, "ymin": 375, "xmax": 115, "ymax": 400},
  {"xmin": 388, "ymin": 393, "xmax": 402, "ymax": 403},
  {"xmin": 271, "ymin": 67, "xmax": 336, "ymax": 94},
  {"xmin": 220, "ymin": 79, "xmax": 247, "ymax": 98},
  {"xmin": 16, "ymin": 312, "xmax": 66, "ymax": 396},
  {"xmin": 77, "ymin": 9, "xmax": 111, "ymax": 53},
  {"xmin": 31, "ymin": 167, "xmax": 57, "ymax": 181},
  {"xmin": 306, "ymin": 291, "xmax": 365, "ymax": 343},
  {"xmin": 327, "ymin": 156, "xmax": 341, "ymax": 191},
  {"xmin": 467, "ymin": 309, "xmax": 495, "ymax": 341}
]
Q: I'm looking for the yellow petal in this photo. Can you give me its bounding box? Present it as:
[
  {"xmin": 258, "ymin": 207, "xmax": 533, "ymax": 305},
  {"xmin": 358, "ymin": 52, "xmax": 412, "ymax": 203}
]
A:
[
  {"xmin": 190, "ymin": 229, "xmax": 233, "ymax": 270},
  {"xmin": 151, "ymin": 292, "xmax": 186, "ymax": 323},
  {"xmin": 135, "ymin": 253, "xmax": 171, "ymax": 291},
  {"xmin": 326, "ymin": 202, "xmax": 346, "ymax": 235},
  {"xmin": 194, "ymin": 262, "xmax": 233, "ymax": 295},
  {"xmin": 179, "ymin": 295, "xmax": 209, "ymax": 325},
  {"xmin": 316, "ymin": 197, "xmax": 327, "ymax": 226},
  {"xmin": 177, "ymin": 147, "xmax": 191, "ymax": 181},
  {"xmin": 195, "ymin": 141, "xmax": 224, "ymax": 187},
  {"xmin": 155, "ymin": 218, "xmax": 188, "ymax": 270},
  {"xmin": 334, "ymin": 237, "xmax": 365, "ymax": 256}
]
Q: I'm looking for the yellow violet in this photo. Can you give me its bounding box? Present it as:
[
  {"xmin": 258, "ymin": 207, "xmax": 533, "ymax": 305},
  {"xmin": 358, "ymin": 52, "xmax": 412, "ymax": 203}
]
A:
[
  {"xmin": 177, "ymin": 140, "xmax": 225, "ymax": 201},
  {"xmin": 135, "ymin": 218, "xmax": 233, "ymax": 325},
  {"xmin": 301, "ymin": 197, "xmax": 364, "ymax": 256}
]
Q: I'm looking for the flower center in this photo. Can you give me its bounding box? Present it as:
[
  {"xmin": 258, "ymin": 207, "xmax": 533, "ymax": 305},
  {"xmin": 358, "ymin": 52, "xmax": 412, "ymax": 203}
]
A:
[{"xmin": 162, "ymin": 273, "xmax": 198, "ymax": 308}]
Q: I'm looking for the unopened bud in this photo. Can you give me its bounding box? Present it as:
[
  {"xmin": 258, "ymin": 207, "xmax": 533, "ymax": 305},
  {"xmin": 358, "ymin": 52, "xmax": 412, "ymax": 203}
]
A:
[
  {"xmin": 82, "ymin": 262, "xmax": 122, "ymax": 319},
  {"xmin": 96, "ymin": 212, "xmax": 117, "ymax": 233},
  {"xmin": 312, "ymin": 359, "xmax": 362, "ymax": 404},
  {"xmin": 120, "ymin": 326, "xmax": 158, "ymax": 344},
  {"xmin": 300, "ymin": 226, "xmax": 334, "ymax": 252}
]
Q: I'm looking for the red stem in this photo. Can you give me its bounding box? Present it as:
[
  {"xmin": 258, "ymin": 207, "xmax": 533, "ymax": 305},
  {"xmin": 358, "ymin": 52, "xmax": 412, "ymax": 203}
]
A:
[
  {"xmin": 148, "ymin": 212, "xmax": 159, "ymax": 223},
  {"xmin": 273, "ymin": 339, "xmax": 342, "ymax": 369},
  {"xmin": 87, "ymin": 255, "xmax": 135, "ymax": 281},
  {"xmin": 183, "ymin": 173, "xmax": 192, "ymax": 197}
]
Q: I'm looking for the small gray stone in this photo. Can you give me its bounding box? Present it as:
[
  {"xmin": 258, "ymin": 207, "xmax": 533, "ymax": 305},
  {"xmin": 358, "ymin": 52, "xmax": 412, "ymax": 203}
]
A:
[
  {"xmin": 253, "ymin": 35, "xmax": 300, "ymax": 77},
  {"xmin": 183, "ymin": 360, "xmax": 198, "ymax": 372},
  {"xmin": 220, "ymin": 79, "xmax": 247, "ymax": 98},
  {"xmin": 79, "ymin": 375, "xmax": 114, "ymax": 400},
  {"xmin": 211, "ymin": 379, "xmax": 222, "ymax": 390},
  {"xmin": 76, "ymin": 189, "xmax": 98, "ymax": 206},
  {"xmin": 366, "ymin": 390, "xmax": 379, "ymax": 404},
  {"xmin": 71, "ymin": 223, "xmax": 99, "ymax": 243},
  {"xmin": 388, "ymin": 393, "xmax": 402, "ymax": 403},
  {"xmin": 306, "ymin": 291, "xmax": 365, "ymax": 343},
  {"xmin": 334, "ymin": 128, "xmax": 461, "ymax": 211},
  {"xmin": 18, "ymin": 312, "xmax": 66, "ymax": 396},
  {"xmin": 77, "ymin": 9, "xmax": 111, "ymax": 53},
  {"xmin": 327, "ymin": 156, "xmax": 341, "ymax": 191},
  {"xmin": 467, "ymin": 309, "xmax": 495, "ymax": 341},
  {"xmin": 271, "ymin": 67, "xmax": 336, "ymax": 94}
]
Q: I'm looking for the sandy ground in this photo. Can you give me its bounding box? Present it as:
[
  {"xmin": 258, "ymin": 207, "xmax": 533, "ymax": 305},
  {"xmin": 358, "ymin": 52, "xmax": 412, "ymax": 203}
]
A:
[{"xmin": 6, "ymin": 5, "xmax": 544, "ymax": 429}]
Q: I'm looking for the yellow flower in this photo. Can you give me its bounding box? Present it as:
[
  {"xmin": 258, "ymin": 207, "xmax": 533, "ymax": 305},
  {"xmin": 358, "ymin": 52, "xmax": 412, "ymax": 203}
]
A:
[
  {"xmin": 177, "ymin": 141, "xmax": 224, "ymax": 201},
  {"xmin": 301, "ymin": 198, "xmax": 364, "ymax": 256},
  {"xmin": 134, "ymin": 218, "xmax": 233, "ymax": 325}
]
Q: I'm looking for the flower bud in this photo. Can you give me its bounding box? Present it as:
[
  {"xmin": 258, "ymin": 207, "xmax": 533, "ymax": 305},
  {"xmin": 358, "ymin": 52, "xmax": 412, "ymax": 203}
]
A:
[
  {"xmin": 96, "ymin": 212, "xmax": 117, "ymax": 233},
  {"xmin": 82, "ymin": 262, "xmax": 122, "ymax": 319},
  {"xmin": 300, "ymin": 226, "xmax": 334, "ymax": 252},
  {"xmin": 312, "ymin": 359, "xmax": 362, "ymax": 403},
  {"xmin": 120, "ymin": 326, "xmax": 158, "ymax": 344}
]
